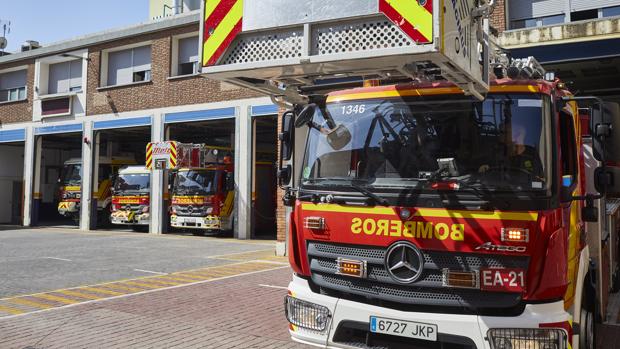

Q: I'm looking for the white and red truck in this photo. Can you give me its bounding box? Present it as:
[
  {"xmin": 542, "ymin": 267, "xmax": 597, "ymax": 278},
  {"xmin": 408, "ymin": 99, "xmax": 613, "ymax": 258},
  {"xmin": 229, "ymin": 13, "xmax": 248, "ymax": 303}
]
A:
[{"xmin": 200, "ymin": 0, "xmax": 620, "ymax": 348}]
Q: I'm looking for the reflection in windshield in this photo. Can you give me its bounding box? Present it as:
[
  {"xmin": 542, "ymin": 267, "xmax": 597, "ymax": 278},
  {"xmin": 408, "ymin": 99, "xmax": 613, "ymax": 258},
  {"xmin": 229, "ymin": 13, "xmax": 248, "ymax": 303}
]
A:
[
  {"xmin": 174, "ymin": 170, "xmax": 217, "ymax": 195},
  {"xmin": 61, "ymin": 164, "xmax": 81, "ymax": 185},
  {"xmin": 301, "ymin": 94, "xmax": 550, "ymax": 192},
  {"xmin": 115, "ymin": 174, "xmax": 150, "ymax": 193}
]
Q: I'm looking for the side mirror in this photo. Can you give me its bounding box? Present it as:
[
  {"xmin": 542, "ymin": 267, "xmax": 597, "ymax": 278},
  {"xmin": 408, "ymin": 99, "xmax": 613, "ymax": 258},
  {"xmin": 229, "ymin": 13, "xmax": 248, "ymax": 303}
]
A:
[
  {"xmin": 591, "ymin": 102, "xmax": 620, "ymax": 162},
  {"xmin": 294, "ymin": 104, "xmax": 316, "ymax": 128},
  {"xmin": 278, "ymin": 111, "xmax": 295, "ymax": 187},
  {"xmin": 582, "ymin": 205, "xmax": 598, "ymax": 223}
]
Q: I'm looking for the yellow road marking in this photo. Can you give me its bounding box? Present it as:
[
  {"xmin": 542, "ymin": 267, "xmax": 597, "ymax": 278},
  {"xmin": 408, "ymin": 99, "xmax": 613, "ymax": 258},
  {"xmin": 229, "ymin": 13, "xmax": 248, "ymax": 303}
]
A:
[
  {"xmin": 78, "ymin": 287, "xmax": 124, "ymax": 296},
  {"xmin": 173, "ymin": 273, "xmax": 208, "ymax": 280},
  {"xmin": 122, "ymin": 281, "xmax": 164, "ymax": 289},
  {"xmin": 162, "ymin": 276, "xmax": 204, "ymax": 283},
  {"xmin": 56, "ymin": 290, "xmax": 102, "ymax": 300},
  {"xmin": 31, "ymin": 294, "xmax": 78, "ymax": 305},
  {"xmin": 0, "ymin": 304, "xmax": 24, "ymax": 315},
  {"xmin": 7, "ymin": 298, "xmax": 54, "ymax": 309},
  {"xmin": 141, "ymin": 279, "xmax": 182, "ymax": 286},
  {"xmin": 180, "ymin": 272, "xmax": 215, "ymax": 279},
  {"xmin": 100, "ymin": 284, "xmax": 143, "ymax": 293}
]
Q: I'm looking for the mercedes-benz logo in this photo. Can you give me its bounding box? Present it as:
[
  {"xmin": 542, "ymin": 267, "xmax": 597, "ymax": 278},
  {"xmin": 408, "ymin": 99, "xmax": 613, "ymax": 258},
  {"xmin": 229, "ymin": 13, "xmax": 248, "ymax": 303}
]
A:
[
  {"xmin": 187, "ymin": 205, "xmax": 194, "ymax": 213},
  {"xmin": 124, "ymin": 205, "xmax": 131, "ymax": 211},
  {"xmin": 385, "ymin": 242, "xmax": 425, "ymax": 284}
]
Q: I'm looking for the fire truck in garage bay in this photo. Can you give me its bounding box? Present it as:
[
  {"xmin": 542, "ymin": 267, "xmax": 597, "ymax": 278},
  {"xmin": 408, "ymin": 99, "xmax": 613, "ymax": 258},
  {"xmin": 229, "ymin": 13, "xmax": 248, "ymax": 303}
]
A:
[
  {"xmin": 147, "ymin": 141, "xmax": 235, "ymax": 235},
  {"xmin": 110, "ymin": 165, "xmax": 151, "ymax": 229},
  {"xmin": 201, "ymin": 0, "xmax": 620, "ymax": 348}
]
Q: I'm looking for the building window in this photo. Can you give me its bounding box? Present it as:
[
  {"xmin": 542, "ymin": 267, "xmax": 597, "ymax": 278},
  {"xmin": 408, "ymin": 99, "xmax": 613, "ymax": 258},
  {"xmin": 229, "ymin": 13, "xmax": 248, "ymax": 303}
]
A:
[
  {"xmin": 0, "ymin": 70, "xmax": 27, "ymax": 103},
  {"xmin": 177, "ymin": 36, "xmax": 199, "ymax": 76},
  {"xmin": 106, "ymin": 45, "xmax": 152, "ymax": 86},
  {"xmin": 571, "ymin": 9, "xmax": 598, "ymax": 22},
  {"xmin": 511, "ymin": 14, "xmax": 565, "ymax": 29},
  {"xmin": 41, "ymin": 96, "xmax": 72, "ymax": 116},
  {"xmin": 603, "ymin": 5, "xmax": 620, "ymax": 18},
  {"xmin": 48, "ymin": 59, "xmax": 82, "ymax": 94}
]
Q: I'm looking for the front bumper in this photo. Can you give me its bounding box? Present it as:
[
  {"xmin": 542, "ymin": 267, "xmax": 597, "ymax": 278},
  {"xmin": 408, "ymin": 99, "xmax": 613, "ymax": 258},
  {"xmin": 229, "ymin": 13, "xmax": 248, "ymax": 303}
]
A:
[
  {"xmin": 287, "ymin": 274, "xmax": 571, "ymax": 349},
  {"xmin": 58, "ymin": 201, "xmax": 80, "ymax": 216},
  {"xmin": 111, "ymin": 211, "xmax": 150, "ymax": 225},
  {"xmin": 170, "ymin": 215, "xmax": 221, "ymax": 230}
]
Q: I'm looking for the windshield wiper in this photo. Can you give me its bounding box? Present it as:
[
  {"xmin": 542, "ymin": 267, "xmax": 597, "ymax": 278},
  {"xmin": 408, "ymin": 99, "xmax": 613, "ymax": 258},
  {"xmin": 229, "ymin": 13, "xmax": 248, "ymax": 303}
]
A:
[{"xmin": 350, "ymin": 183, "xmax": 390, "ymax": 206}]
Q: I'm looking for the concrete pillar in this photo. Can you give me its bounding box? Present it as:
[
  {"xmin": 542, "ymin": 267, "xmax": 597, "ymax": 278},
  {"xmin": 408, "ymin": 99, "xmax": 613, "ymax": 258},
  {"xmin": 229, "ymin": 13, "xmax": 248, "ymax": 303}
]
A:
[
  {"xmin": 80, "ymin": 121, "xmax": 94, "ymax": 231},
  {"xmin": 235, "ymin": 104, "xmax": 252, "ymax": 239},
  {"xmin": 22, "ymin": 127, "xmax": 36, "ymax": 227},
  {"xmin": 150, "ymin": 112, "xmax": 165, "ymax": 235},
  {"xmin": 31, "ymin": 135, "xmax": 43, "ymax": 226}
]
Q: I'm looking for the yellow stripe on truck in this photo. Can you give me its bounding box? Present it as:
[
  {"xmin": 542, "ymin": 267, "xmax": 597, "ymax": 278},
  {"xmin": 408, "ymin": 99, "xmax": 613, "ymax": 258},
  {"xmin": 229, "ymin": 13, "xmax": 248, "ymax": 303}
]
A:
[
  {"xmin": 383, "ymin": 0, "xmax": 433, "ymax": 42},
  {"xmin": 202, "ymin": 0, "xmax": 243, "ymax": 66}
]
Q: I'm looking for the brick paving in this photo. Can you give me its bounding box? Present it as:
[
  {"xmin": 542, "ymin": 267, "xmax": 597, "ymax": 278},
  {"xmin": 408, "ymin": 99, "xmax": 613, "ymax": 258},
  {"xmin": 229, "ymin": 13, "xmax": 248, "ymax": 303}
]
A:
[{"xmin": 0, "ymin": 267, "xmax": 310, "ymax": 349}]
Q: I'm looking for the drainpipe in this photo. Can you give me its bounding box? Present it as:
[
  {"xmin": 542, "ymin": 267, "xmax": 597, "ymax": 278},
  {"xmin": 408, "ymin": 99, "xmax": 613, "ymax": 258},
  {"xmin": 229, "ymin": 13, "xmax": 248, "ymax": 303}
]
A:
[{"xmin": 173, "ymin": 0, "xmax": 182, "ymax": 14}]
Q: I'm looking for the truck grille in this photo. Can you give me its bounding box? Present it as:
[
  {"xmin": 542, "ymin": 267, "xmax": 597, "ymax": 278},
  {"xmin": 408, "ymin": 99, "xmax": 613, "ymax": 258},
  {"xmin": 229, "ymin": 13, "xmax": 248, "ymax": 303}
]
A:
[{"xmin": 307, "ymin": 242, "xmax": 529, "ymax": 309}]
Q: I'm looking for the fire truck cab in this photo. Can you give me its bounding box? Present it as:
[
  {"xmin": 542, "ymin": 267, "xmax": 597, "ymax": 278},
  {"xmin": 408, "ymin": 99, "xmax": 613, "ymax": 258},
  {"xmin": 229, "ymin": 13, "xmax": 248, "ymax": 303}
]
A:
[
  {"xmin": 199, "ymin": 0, "xmax": 620, "ymax": 348},
  {"xmin": 110, "ymin": 165, "xmax": 151, "ymax": 229}
]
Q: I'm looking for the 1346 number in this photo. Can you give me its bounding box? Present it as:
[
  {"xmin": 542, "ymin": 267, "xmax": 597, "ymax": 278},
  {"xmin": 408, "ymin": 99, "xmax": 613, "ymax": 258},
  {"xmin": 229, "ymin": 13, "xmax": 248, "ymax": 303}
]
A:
[{"xmin": 341, "ymin": 104, "xmax": 366, "ymax": 115}]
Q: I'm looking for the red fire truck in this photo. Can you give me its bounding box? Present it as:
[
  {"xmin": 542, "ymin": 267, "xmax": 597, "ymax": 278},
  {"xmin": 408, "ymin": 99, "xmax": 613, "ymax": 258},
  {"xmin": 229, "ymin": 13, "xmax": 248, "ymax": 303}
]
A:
[
  {"xmin": 200, "ymin": 0, "xmax": 620, "ymax": 348},
  {"xmin": 147, "ymin": 142, "xmax": 235, "ymax": 235}
]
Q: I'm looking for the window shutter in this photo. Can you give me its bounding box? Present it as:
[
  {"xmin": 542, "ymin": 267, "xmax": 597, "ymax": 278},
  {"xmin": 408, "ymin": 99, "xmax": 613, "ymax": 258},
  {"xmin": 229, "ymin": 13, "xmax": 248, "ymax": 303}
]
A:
[
  {"xmin": 132, "ymin": 45, "xmax": 152, "ymax": 73},
  {"xmin": 509, "ymin": 0, "xmax": 565, "ymax": 20},
  {"xmin": 179, "ymin": 37, "xmax": 199, "ymax": 63},
  {"xmin": 0, "ymin": 70, "xmax": 27, "ymax": 90},
  {"xmin": 69, "ymin": 60, "xmax": 83, "ymax": 90},
  {"xmin": 48, "ymin": 61, "xmax": 70, "ymax": 94},
  {"xmin": 571, "ymin": 0, "xmax": 618, "ymax": 12},
  {"xmin": 108, "ymin": 49, "xmax": 133, "ymax": 86}
]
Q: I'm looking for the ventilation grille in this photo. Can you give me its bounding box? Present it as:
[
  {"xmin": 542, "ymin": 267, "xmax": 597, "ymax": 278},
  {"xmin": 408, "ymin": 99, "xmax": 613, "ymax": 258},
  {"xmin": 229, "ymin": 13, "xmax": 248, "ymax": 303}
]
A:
[
  {"xmin": 313, "ymin": 18, "xmax": 414, "ymax": 56},
  {"xmin": 221, "ymin": 30, "xmax": 303, "ymax": 65}
]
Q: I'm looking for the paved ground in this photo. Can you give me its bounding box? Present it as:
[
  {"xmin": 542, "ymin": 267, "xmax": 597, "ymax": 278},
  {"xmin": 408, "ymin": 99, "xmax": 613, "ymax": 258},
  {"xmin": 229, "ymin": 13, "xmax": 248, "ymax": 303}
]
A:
[
  {"xmin": 0, "ymin": 267, "xmax": 310, "ymax": 349},
  {"xmin": 0, "ymin": 227, "xmax": 274, "ymax": 297}
]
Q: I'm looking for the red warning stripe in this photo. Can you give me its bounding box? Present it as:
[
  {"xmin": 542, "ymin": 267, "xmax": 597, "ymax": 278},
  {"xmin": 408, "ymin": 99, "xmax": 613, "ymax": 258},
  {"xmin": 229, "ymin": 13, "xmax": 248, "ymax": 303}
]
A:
[
  {"xmin": 203, "ymin": 0, "xmax": 238, "ymax": 42},
  {"xmin": 379, "ymin": 0, "xmax": 432, "ymax": 43}
]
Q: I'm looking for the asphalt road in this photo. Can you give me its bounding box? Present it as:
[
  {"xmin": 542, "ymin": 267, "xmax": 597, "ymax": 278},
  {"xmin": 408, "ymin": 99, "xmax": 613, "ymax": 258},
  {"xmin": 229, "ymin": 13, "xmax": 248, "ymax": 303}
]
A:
[{"xmin": 0, "ymin": 227, "xmax": 275, "ymax": 298}]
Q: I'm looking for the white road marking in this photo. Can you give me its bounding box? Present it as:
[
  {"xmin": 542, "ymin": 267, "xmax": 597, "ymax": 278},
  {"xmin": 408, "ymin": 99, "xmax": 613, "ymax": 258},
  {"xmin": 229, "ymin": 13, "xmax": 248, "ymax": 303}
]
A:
[
  {"xmin": 43, "ymin": 257, "xmax": 72, "ymax": 262},
  {"xmin": 133, "ymin": 269, "xmax": 167, "ymax": 275},
  {"xmin": 258, "ymin": 284, "xmax": 288, "ymax": 290}
]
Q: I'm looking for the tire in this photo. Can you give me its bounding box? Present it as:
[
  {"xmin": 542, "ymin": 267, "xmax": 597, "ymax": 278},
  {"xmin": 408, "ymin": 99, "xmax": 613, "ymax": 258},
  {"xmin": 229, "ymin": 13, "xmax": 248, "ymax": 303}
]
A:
[
  {"xmin": 191, "ymin": 229, "xmax": 205, "ymax": 236},
  {"xmin": 580, "ymin": 292, "xmax": 596, "ymax": 349},
  {"xmin": 97, "ymin": 207, "xmax": 112, "ymax": 229},
  {"xmin": 131, "ymin": 225, "xmax": 148, "ymax": 233}
]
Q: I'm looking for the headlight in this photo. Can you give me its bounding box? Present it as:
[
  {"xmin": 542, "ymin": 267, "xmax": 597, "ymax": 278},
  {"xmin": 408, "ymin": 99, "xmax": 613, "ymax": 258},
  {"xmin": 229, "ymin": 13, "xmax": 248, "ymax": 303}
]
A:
[
  {"xmin": 142, "ymin": 206, "xmax": 149, "ymax": 213},
  {"xmin": 206, "ymin": 207, "xmax": 213, "ymax": 214},
  {"xmin": 488, "ymin": 328, "xmax": 567, "ymax": 349},
  {"xmin": 285, "ymin": 295, "xmax": 331, "ymax": 332}
]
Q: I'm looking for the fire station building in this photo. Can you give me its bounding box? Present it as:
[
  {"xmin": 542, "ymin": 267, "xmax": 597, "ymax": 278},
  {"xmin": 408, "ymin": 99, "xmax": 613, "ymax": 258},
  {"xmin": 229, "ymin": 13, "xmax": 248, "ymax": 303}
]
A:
[{"xmin": 0, "ymin": 0, "xmax": 619, "ymax": 256}]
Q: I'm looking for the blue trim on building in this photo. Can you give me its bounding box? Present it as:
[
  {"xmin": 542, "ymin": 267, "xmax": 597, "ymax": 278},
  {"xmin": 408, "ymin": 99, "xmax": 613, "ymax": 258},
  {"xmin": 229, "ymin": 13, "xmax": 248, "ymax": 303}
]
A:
[
  {"xmin": 164, "ymin": 107, "xmax": 236, "ymax": 124},
  {"xmin": 0, "ymin": 129, "xmax": 26, "ymax": 143},
  {"xmin": 35, "ymin": 123, "xmax": 83, "ymax": 135},
  {"xmin": 94, "ymin": 116, "xmax": 152, "ymax": 130},
  {"xmin": 251, "ymin": 104, "xmax": 278, "ymax": 116},
  {"xmin": 510, "ymin": 38, "xmax": 620, "ymax": 64}
]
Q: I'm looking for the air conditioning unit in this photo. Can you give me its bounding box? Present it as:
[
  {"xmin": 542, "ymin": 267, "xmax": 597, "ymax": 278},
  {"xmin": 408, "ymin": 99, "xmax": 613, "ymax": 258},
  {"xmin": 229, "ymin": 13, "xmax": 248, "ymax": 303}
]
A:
[{"xmin": 21, "ymin": 40, "xmax": 41, "ymax": 52}]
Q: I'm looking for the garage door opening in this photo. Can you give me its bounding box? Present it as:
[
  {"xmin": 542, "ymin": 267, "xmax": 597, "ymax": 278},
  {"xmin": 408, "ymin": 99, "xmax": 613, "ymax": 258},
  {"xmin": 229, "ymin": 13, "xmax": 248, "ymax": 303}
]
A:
[
  {"xmin": 252, "ymin": 115, "xmax": 277, "ymax": 239},
  {"xmin": 166, "ymin": 118, "xmax": 236, "ymax": 236},
  {"xmin": 93, "ymin": 126, "xmax": 150, "ymax": 232},
  {"xmin": 0, "ymin": 142, "xmax": 24, "ymax": 226},
  {"xmin": 35, "ymin": 133, "xmax": 82, "ymax": 228}
]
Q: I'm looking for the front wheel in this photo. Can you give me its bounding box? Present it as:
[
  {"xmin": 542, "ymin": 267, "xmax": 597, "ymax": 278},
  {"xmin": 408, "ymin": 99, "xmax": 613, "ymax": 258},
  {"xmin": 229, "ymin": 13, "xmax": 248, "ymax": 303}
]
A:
[{"xmin": 580, "ymin": 293, "xmax": 596, "ymax": 349}]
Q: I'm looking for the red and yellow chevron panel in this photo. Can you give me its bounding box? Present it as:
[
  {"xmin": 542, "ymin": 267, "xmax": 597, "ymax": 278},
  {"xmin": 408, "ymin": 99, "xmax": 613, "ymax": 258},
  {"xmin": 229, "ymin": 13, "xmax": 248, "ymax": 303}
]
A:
[
  {"xmin": 169, "ymin": 141, "xmax": 178, "ymax": 169},
  {"xmin": 146, "ymin": 143, "xmax": 153, "ymax": 170},
  {"xmin": 202, "ymin": 0, "xmax": 243, "ymax": 66},
  {"xmin": 379, "ymin": 0, "xmax": 433, "ymax": 44}
]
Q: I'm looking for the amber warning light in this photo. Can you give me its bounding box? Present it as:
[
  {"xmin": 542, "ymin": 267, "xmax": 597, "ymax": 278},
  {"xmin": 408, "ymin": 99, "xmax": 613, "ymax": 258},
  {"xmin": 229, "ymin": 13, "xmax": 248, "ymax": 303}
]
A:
[
  {"xmin": 336, "ymin": 258, "xmax": 367, "ymax": 278},
  {"xmin": 501, "ymin": 228, "xmax": 529, "ymax": 243}
]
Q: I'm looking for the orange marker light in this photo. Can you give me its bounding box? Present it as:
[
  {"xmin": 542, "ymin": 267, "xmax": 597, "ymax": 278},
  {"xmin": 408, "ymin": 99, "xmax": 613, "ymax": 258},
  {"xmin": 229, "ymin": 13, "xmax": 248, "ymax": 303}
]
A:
[{"xmin": 501, "ymin": 228, "xmax": 529, "ymax": 243}]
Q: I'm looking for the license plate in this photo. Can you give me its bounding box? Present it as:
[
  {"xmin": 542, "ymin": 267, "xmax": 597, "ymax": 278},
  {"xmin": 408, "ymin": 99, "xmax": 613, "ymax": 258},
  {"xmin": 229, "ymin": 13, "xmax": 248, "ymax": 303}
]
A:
[
  {"xmin": 480, "ymin": 268, "xmax": 526, "ymax": 292},
  {"xmin": 370, "ymin": 316, "xmax": 437, "ymax": 341},
  {"xmin": 184, "ymin": 218, "xmax": 196, "ymax": 223}
]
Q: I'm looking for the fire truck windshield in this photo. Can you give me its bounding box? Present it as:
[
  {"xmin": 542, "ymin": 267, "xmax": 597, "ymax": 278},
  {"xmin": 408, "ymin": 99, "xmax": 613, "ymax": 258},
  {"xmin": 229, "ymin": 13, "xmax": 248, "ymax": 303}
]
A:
[
  {"xmin": 60, "ymin": 164, "xmax": 81, "ymax": 186},
  {"xmin": 301, "ymin": 94, "xmax": 552, "ymax": 193},
  {"xmin": 114, "ymin": 174, "xmax": 150, "ymax": 194},
  {"xmin": 174, "ymin": 170, "xmax": 218, "ymax": 195}
]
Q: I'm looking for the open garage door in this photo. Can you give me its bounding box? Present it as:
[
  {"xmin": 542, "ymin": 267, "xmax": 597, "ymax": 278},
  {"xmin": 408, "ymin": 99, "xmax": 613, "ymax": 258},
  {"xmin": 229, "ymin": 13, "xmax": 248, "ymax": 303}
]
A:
[
  {"xmin": 92, "ymin": 117, "xmax": 151, "ymax": 232},
  {"xmin": 252, "ymin": 115, "xmax": 277, "ymax": 239},
  {"xmin": 0, "ymin": 129, "xmax": 26, "ymax": 226},
  {"xmin": 34, "ymin": 124, "xmax": 83, "ymax": 228},
  {"xmin": 165, "ymin": 108, "xmax": 236, "ymax": 236}
]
